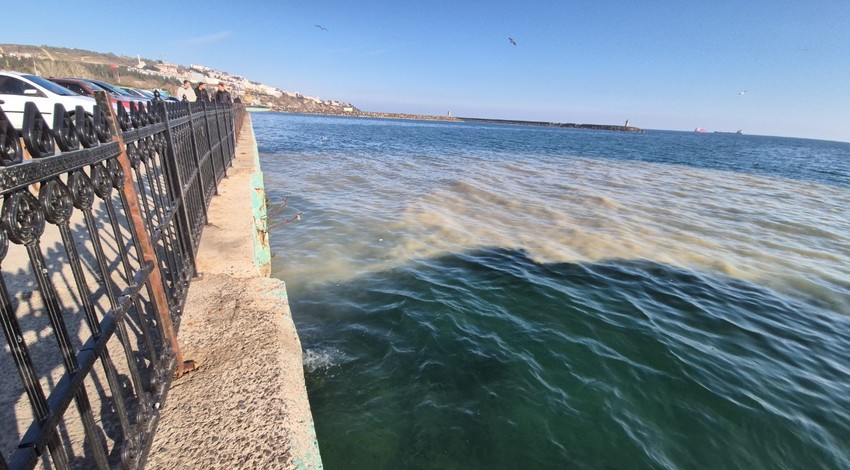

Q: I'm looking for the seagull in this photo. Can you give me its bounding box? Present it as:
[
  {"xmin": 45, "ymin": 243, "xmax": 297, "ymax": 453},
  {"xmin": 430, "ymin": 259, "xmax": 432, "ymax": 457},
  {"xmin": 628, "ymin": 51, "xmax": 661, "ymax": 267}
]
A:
[
  {"xmin": 315, "ymin": 25, "xmax": 328, "ymax": 31},
  {"xmin": 738, "ymin": 90, "xmax": 747, "ymax": 95},
  {"xmin": 508, "ymin": 37, "xmax": 517, "ymax": 46}
]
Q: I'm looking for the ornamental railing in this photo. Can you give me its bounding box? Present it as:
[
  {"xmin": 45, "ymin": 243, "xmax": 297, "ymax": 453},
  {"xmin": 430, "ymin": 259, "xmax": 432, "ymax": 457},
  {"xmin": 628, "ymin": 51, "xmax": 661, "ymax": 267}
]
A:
[{"xmin": 0, "ymin": 92, "xmax": 244, "ymax": 469}]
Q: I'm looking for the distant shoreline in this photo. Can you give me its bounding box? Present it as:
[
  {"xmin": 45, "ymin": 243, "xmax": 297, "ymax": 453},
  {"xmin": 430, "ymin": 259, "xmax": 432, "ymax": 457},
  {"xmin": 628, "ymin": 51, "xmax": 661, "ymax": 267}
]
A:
[
  {"xmin": 455, "ymin": 117, "xmax": 644, "ymax": 133},
  {"xmin": 260, "ymin": 109, "xmax": 644, "ymax": 133}
]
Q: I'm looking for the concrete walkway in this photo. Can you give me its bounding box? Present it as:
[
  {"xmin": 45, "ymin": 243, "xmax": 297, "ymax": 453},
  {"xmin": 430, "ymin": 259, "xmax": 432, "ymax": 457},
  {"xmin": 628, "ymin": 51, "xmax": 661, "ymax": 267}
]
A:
[{"xmin": 147, "ymin": 116, "xmax": 322, "ymax": 469}]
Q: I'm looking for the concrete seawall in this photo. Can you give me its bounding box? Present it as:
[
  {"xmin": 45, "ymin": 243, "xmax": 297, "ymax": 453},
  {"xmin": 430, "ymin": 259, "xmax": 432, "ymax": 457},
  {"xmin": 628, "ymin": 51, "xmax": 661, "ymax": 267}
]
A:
[{"xmin": 148, "ymin": 115, "xmax": 323, "ymax": 469}]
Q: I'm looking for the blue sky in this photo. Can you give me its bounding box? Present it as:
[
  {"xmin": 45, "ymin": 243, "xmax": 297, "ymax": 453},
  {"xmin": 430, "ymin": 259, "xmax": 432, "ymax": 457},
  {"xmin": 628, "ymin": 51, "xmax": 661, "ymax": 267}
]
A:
[{"xmin": 3, "ymin": 1, "xmax": 849, "ymax": 141}]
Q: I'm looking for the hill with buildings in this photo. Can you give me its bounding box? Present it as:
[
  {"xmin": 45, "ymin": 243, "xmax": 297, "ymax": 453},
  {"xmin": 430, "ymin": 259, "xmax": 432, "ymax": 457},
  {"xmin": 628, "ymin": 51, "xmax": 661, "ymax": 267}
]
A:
[{"xmin": 0, "ymin": 44, "xmax": 358, "ymax": 114}]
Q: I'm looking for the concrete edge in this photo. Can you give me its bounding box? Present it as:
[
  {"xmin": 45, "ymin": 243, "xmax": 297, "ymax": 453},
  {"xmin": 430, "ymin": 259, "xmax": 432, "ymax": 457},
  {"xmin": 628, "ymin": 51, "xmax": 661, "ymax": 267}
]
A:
[
  {"xmin": 248, "ymin": 123, "xmax": 272, "ymax": 276},
  {"xmin": 265, "ymin": 284, "xmax": 324, "ymax": 470},
  {"xmin": 249, "ymin": 126, "xmax": 324, "ymax": 470}
]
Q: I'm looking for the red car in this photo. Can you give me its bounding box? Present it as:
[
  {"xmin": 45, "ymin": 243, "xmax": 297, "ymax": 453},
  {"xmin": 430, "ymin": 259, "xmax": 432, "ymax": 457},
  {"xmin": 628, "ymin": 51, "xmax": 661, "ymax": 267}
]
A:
[
  {"xmin": 87, "ymin": 78, "xmax": 147, "ymax": 107},
  {"xmin": 48, "ymin": 77, "xmax": 137, "ymax": 110}
]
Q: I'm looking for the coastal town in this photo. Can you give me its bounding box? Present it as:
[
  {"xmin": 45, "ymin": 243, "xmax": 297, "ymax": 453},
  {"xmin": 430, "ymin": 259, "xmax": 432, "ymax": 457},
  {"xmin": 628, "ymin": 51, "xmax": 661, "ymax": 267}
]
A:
[{"xmin": 0, "ymin": 44, "xmax": 358, "ymax": 115}]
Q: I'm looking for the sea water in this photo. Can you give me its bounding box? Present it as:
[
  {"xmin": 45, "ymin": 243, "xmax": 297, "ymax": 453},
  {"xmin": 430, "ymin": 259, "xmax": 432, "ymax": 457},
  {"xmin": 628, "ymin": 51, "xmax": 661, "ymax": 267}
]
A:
[{"xmin": 254, "ymin": 113, "xmax": 850, "ymax": 470}]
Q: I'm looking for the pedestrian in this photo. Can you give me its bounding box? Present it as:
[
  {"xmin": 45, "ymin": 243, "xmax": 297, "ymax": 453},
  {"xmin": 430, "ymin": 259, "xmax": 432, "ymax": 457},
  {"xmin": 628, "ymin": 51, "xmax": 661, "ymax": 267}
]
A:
[
  {"xmin": 195, "ymin": 82, "xmax": 210, "ymax": 102},
  {"xmin": 214, "ymin": 82, "xmax": 232, "ymax": 105},
  {"xmin": 174, "ymin": 80, "xmax": 197, "ymax": 102}
]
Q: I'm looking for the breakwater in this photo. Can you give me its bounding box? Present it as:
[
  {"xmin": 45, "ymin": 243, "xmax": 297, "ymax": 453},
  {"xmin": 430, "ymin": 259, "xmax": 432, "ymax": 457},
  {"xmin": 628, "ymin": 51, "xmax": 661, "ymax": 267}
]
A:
[
  {"xmin": 266, "ymin": 109, "xmax": 643, "ymax": 133},
  {"xmin": 295, "ymin": 109, "xmax": 461, "ymax": 122},
  {"xmin": 457, "ymin": 116, "xmax": 644, "ymax": 132}
]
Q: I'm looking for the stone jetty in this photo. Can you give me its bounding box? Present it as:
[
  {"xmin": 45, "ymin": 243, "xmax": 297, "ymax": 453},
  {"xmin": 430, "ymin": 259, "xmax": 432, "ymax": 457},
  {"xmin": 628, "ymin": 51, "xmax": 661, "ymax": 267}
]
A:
[{"xmin": 456, "ymin": 117, "xmax": 645, "ymax": 132}]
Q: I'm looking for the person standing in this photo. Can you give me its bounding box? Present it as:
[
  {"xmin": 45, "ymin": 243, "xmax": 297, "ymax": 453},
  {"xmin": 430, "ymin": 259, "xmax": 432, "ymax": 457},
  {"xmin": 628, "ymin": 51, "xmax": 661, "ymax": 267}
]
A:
[
  {"xmin": 195, "ymin": 82, "xmax": 210, "ymax": 102},
  {"xmin": 214, "ymin": 82, "xmax": 232, "ymax": 105},
  {"xmin": 174, "ymin": 80, "xmax": 197, "ymax": 102}
]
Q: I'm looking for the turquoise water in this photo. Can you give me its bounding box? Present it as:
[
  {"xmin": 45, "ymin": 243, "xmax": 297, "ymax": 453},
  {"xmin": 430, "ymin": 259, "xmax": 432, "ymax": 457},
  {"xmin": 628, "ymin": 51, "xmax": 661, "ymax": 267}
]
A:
[{"xmin": 254, "ymin": 113, "xmax": 850, "ymax": 469}]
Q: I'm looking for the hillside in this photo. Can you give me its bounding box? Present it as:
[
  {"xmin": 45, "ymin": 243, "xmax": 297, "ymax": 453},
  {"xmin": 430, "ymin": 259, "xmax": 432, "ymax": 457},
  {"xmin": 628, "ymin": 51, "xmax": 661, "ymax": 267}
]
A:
[{"xmin": 0, "ymin": 44, "xmax": 359, "ymax": 114}]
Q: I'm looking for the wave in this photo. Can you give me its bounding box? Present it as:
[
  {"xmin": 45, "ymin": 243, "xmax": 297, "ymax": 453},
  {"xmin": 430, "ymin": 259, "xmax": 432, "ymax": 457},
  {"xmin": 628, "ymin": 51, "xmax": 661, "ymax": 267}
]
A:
[
  {"xmin": 294, "ymin": 248, "xmax": 850, "ymax": 469},
  {"xmin": 257, "ymin": 113, "xmax": 850, "ymax": 468}
]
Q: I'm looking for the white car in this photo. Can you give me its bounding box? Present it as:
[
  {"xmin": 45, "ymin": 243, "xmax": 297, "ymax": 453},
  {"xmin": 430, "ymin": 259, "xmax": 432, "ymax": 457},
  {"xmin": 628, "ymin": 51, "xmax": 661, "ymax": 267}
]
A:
[{"xmin": 0, "ymin": 70, "xmax": 96, "ymax": 131}]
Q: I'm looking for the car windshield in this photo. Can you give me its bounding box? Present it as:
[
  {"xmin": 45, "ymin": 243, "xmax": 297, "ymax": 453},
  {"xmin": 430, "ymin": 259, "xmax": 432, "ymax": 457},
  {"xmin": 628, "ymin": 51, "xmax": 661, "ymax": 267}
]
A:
[
  {"xmin": 76, "ymin": 80, "xmax": 106, "ymax": 92},
  {"xmin": 22, "ymin": 74, "xmax": 77, "ymax": 96},
  {"xmin": 121, "ymin": 87, "xmax": 149, "ymax": 98}
]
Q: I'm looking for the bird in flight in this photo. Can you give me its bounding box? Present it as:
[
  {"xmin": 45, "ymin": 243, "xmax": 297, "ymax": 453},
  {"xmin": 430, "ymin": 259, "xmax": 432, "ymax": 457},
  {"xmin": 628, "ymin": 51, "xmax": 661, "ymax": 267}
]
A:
[
  {"xmin": 508, "ymin": 37, "xmax": 517, "ymax": 46},
  {"xmin": 315, "ymin": 25, "xmax": 328, "ymax": 31},
  {"xmin": 738, "ymin": 90, "xmax": 747, "ymax": 95}
]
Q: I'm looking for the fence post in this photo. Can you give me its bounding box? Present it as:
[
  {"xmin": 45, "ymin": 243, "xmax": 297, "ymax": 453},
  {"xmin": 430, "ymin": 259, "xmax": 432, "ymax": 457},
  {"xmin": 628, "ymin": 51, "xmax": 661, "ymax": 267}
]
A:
[
  {"xmin": 94, "ymin": 92, "xmax": 196, "ymax": 377},
  {"xmin": 202, "ymin": 101, "xmax": 220, "ymax": 195},
  {"xmin": 186, "ymin": 103, "xmax": 209, "ymax": 224},
  {"xmin": 213, "ymin": 103, "xmax": 229, "ymax": 178}
]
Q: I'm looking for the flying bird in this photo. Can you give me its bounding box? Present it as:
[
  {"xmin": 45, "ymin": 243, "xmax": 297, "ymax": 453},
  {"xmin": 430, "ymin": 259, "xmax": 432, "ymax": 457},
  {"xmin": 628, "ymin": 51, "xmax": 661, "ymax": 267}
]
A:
[
  {"xmin": 315, "ymin": 25, "xmax": 328, "ymax": 31},
  {"xmin": 738, "ymin": 90, "xmax": 747, "ymax": 95},
  {"xmin": 508, "ymin": 37, "xmax": 517, "ymax": 46}
]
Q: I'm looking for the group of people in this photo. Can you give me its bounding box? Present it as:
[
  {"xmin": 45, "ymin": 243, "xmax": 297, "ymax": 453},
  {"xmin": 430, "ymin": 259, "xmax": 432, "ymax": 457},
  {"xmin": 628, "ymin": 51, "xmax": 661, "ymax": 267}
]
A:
[{"xmin": 174, "ymin": 80, "xmax": 232, "ymax": 104}]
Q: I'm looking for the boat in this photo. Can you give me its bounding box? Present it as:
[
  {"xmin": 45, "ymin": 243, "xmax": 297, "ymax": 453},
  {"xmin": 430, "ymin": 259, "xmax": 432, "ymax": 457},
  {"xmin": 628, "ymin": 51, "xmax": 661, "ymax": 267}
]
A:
[{"xmin": 694, "ymin": 128, "xmax": 707, "ymax": 133}]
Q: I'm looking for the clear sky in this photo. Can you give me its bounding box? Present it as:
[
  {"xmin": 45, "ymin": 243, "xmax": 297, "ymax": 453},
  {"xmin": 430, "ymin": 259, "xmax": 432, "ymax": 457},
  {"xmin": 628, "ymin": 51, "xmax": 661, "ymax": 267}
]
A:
[{"xmin": 4, "ymin": 1, "xmax": 849, "ymax": 142}]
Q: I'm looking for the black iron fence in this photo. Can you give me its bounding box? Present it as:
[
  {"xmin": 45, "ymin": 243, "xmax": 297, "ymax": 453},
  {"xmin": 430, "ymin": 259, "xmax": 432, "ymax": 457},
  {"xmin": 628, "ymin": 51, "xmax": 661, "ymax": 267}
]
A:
[{"xmin": 0, "ymin": 92, "xmax": 245, "ymax": 469}]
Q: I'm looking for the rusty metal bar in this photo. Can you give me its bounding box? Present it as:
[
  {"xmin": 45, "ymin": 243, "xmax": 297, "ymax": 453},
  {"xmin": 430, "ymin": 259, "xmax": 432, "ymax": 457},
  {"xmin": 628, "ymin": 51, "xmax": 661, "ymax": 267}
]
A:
[{"xmin": 93, "ymin": 92, "xmax": 195, "ymax": 377}]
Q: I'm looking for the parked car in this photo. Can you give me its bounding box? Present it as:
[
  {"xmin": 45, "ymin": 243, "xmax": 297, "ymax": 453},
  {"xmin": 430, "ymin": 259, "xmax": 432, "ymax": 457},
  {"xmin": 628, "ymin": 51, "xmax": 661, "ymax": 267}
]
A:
[
  {"xmin": 85, "ymin": 79, "xmax": 146, "ymax": 107},
  {"xmin": 120, "ymin": 87, "xmax": 156, "ymax": 99},
  {"xmin": 0, "ymin": 70, "xmax": 96, "ymax": 131},
  {"xmin": 47, "ymin": 77, "xmax": 126, "ymax": 111}
]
